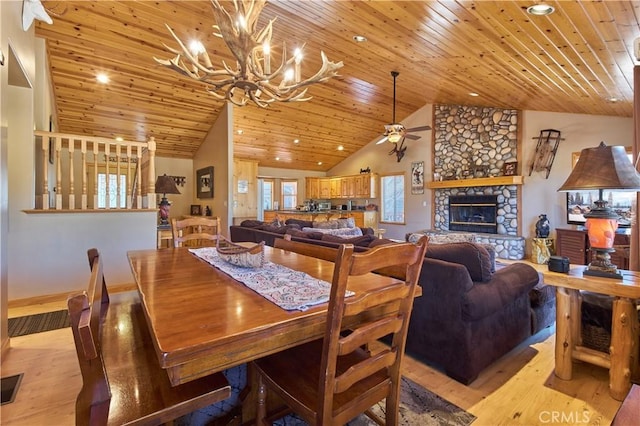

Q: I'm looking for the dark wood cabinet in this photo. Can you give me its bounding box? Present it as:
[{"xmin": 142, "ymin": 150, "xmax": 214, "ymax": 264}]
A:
[
  {"xmin": 555, "ymin": 228, "xmax": 589, "ymax": 265},
  {"xmin": 555, "ymin": 228, "xmax": 630, "ymax": 270}
]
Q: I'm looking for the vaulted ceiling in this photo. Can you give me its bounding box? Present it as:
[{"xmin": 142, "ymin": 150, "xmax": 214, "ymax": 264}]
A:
[{"xmin": 35, "ymin": 1, "xmax": 640, "ymax": 171}]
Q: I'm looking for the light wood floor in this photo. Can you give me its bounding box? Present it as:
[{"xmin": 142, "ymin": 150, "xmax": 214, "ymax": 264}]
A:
[{"xmin": 1, "ymin": 297, "xmax": 624, "ymax": 426}]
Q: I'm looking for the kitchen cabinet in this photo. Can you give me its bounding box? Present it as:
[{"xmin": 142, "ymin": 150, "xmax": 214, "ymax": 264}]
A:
[
  {"xmin": 555, "ymin": 228, "xmax": 630, "ymax": 270},
  {"xmin": 305, "ymin": 177, "xmax": 320, "ymax": 199},
  {"xmin": 305, "ymin": 174, "xmax": 377, "ymax": 200},
  {"xmin": 319, "ymin": 178, "xmax": 332, "ymax": 199}
]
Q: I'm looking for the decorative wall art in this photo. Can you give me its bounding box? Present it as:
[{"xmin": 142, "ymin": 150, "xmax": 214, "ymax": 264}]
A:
[
  {"xmin": 411, "ymin": 161, "xmax": 424, "ymax": 194},
  {"xmin": 197, "ymin": 166, "xmax": 214, "ymax": 199},
  {"xmin": 503, "ymin": 161, "xmax": 517, "ymax": 176}
]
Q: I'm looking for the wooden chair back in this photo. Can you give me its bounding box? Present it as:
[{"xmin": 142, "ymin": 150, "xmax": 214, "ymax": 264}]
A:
[
  {"xmin": 68, "ymin": 248, "xmax": 230, "ymax": 425},
  {"xmin": 274, "ymin": 234, "xmax": 339, "ymax": 262},
  {"xmin": 254, "ymin": 236, "xmax": 428, "ymax": 425},
  {"xmin": 317, "ymin": 236, "xmax": 428, "ymax": 424},
  {"xmin": 172, "ymin": 216, "xmax": 220, "ymax": 247}
]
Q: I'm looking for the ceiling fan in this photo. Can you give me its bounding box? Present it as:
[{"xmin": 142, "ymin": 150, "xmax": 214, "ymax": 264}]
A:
[{"xmin": 375, "ymin": 71, "xmax": 431, "ymax": 153}]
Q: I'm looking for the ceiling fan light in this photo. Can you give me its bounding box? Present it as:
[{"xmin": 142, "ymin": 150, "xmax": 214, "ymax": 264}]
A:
[{"xmin": 388, "ymin": 132, "xmax": 402, "ymax": 143}]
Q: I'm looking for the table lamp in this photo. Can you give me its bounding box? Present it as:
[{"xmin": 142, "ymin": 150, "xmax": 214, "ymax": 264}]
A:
[
  {"xmin": 155, "ymin": 174, "xmax": 181, "ymax": 225},
  {"xmin": 558, "ymin": 142, "xmax": 640, "ymax": 279}
]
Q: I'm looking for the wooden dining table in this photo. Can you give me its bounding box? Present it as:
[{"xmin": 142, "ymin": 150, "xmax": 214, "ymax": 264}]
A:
[{"xmin": 126, "ymin": 246, "xmax": 406, "ymax": 388}]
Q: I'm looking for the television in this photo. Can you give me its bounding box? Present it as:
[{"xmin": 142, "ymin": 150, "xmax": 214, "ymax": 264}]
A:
[{"xmin": 566, "ymin": 190, "xmax": 634, "ymax": 227}]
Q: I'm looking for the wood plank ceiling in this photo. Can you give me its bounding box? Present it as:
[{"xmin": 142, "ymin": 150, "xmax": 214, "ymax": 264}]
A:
[{"xmin": 35, "ymin": 0, "xmax": 640, "ymax": 171}]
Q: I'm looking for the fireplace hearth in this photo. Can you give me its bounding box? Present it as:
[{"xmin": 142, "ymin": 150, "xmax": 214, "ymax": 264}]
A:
[{"xmin": 449, "ymin": 195, "xmax": 498, "ymax": 234}]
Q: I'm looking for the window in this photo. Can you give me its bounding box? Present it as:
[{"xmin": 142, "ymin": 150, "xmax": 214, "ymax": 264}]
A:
[
  {"xmin": 98, "ymin": 173, "xmax": 127, "ymax": 208},
  {"xmin": 380, "ymin": 173, "xmax": 405, "ymax": 224},
  {"xmin": 281, "ymin": 180, "xmax": 298, "ymax": 210},
  {"xmin": 262, "ymin": 179, "xmax": 274, "ymax": 210}
]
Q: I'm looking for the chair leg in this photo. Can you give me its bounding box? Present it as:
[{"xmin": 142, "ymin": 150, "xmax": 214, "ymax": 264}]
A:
[
  {"xmin": 257, "ymin": 372, "xmax": 267, "ymax": 425},
  {"xmin": 385, "ymin": 381, "xmax": 401, "ymax": 426}
]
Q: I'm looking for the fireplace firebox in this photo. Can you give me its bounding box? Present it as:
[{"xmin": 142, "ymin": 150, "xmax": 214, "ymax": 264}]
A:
[{"xmin": 448, "ymin": 195, "xmax": 498, "ymax": 234}]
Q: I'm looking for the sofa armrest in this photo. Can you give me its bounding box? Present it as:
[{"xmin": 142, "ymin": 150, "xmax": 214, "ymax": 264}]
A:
[{"xmin": 462, "ymin": 263, "xmax": 540, "ymax": 321}]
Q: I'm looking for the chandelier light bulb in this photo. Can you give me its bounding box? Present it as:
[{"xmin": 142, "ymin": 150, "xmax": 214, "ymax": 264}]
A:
[
  {"xmin": 189, "ymin": 40, "xmax": 205, "ymax": 55},
  {"xmin": 155, "ymin": 0, "xmax": 343, "ymax": 107}
]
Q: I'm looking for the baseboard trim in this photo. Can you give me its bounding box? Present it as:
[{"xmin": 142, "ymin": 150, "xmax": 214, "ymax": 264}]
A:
[{"xmin": 8, "ymin": 283, "xmax": 137, "ymax": 308}]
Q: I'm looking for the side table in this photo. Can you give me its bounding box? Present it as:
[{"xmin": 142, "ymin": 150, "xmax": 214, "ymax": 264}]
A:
[{"xmin": 502, "ymin": 259, "xmax": 640, "ymax": 401}]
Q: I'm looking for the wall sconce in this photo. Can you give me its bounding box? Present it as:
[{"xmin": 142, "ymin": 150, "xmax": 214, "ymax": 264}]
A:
[{"xmin": 169, "ymin": 176, "xmax": 186, "ymax": 187}]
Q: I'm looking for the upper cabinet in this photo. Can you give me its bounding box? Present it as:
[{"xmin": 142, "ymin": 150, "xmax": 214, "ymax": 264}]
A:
[{"xmin": 305, "ymin": 174, "xmax": 377, "ymax": 199}]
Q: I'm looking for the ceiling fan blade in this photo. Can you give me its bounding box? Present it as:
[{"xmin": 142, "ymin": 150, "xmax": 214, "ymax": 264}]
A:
[
  {"xmin": 405, "ymin": 134, "xmax": 421, "ymax": 140},
  {"xmin": 375, "ymin": 135, "xmax": 389, "ymax": 145},
  {"xmin": 406, "ymin": 125, "xmax": 432, "ymax": 132}
]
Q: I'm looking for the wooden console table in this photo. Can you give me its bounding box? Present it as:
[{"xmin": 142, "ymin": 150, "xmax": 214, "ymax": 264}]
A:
[{"xmin": 511, "ymin": 260, "xmax": 640, "ymax": 401}]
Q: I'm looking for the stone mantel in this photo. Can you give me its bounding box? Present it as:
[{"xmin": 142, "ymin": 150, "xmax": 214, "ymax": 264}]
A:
[{"xmin": 426, "ymin": 175, "xmax": 524, "ymax": 189}]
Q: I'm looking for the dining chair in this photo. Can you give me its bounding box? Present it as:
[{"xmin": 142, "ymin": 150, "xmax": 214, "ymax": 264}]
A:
[
  {"xmin": 172, "ymin": 216, "xmax": 220, "ymax": 247},
  {"xmin": 253, "ymin": 236, "xmax": 429, "ymax": 425},
  {"xmin": 68, "ymin": 248, "xmax": 230, "ymax": 425}
]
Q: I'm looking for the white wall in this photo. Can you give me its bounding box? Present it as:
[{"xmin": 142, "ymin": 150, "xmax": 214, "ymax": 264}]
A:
[
  {"xmin": 520, "ymin": 111, "xmax": 634, "ymax": 244},
  {"xmin": 3, "ymin": 10, "xmax": 157, "ymax": 302},
  {"xmin": 330, "ymin": 105, "xmax": 434, "ymax": 240},
  {"xmin": 194, "ymin": 102, "xmax": 233, "ymax": 236}
]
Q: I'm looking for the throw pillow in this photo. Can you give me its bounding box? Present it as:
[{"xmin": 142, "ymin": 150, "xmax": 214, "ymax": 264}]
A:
[
  {"xmin": 313, "ymin": 220, "xmax": 339, "ymax": 229},
  {"xmin": 426, "ymin": 242, "xmax": 493, "ymax": 282},
  {"xmin": 285, "ymin": 218, "xmax": 313, "ymax": 229}
]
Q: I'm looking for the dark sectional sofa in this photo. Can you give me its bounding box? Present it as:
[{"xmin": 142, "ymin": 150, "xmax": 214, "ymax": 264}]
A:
[
  {"xmin": 230, "ymin": 219, "xmax": 379, "ymax": 252},
  {"xmin": 230, "ymin": 219, "xmax": 554, "ymax": 384}
]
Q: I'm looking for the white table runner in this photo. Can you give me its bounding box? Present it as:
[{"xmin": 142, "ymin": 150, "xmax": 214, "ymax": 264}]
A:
[{"xmin": 189, "ymin": 247, "xmax": 352, "ymax": 311}]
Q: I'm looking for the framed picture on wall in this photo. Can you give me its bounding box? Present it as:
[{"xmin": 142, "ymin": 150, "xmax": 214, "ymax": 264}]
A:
[
  {"xmin": 197, "ymin": 166, "xmax": 214, "ymax": 199},
  {"xmin": 411, "ymin": 161, "xmax": 424, "ymax": 194}
]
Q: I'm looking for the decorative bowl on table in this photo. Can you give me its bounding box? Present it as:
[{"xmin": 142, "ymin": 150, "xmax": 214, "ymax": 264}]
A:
[{"xmin": 216, "ymin": 236, "xmax": 265, "ymax": 268}]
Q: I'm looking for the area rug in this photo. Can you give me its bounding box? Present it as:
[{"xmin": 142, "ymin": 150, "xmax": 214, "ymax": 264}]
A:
[
  {"xmin": 8, "ymin": 310, "xmax": 70, "ymax": 337},
  {"xmin": 177, "ymin": 365, "xmax": 476, "ymax": 426}
]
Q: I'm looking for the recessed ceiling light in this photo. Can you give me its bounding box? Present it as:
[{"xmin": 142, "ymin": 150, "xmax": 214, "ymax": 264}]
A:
[
  {"xmin": 337, "ymin": 145, "xmax": 344, "ymax": 151},
  {"xmin": 526, "ymin": 4, "xmax": 555, "ymax": 16},
  {"xmin": 115, "ymin": 136, "xmax": 124, "ymax": 142},
  {"xmin": 237, "ymin": 129, "xmax": 244, "ymax": 135},
  {"xmin": 317, "ymin": 161, "xmax": 322, "ymax": 165},
  {"xmin": 96, "ymin": 73, "xmax": 109, "ymax": 84},
  {"xmin": 293, "ymin": 139, "xmax": 300, "ymax": 144},
  {"xmin": 607, "ymin": 96, "xmax": 619, "ymax": 103},
  {"xmin": 275, "ymin": 156, "xmax": 280, "ymax": 161},
  {"xmin": 353, "ymin": 35, "xmax": 367, "ymax": 43},
  {"xmin": 469, "ymin": 92, "xmax": 479, "ymax": 97}
]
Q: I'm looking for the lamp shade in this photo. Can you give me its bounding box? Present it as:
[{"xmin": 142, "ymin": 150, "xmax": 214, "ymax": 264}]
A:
[
  {"xmin": 558, "ymin": 142, "xmax": 640, "ymax": 191},
  {"xmin": 155, "ymin": 174, "xmax": 181, "ymax": 195}
]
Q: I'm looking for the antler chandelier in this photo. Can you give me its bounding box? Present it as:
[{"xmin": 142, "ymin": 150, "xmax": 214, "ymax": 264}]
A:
[{"xmin": 154, "ymin": 0, "xmax": 344, "ymax": 108}]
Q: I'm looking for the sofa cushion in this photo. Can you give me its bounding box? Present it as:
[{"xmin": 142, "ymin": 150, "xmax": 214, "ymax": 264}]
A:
[
  {"xmin": 320, "ymin": 233, "xmax": 376, "ymax": 247},
  {"xmin": 313, "ymin": 220, "xmax": 339, "ymax": 229},
  {"xmin": 426, "ymin": 242, "xmax": 492, "ymax": 282},
  {"xmin": 240, "ymin": 219, "xmax": 265, "ymax": 228},
  {"xmin": 287, "ymin": 229, "xmax": 324, "ymax": 240},
  {"xmin": 368, "ymin": 238, "xmax": 398, "ymax": 248},
  {"xmin": 462, "ymin": 262, "xmax": 539, "ymax": 321},
  {"xmin": 302, "ymin": 227, "xmax": 363, "ymax": 238},
  {"xmin": 285, "ymin": 218, "xmax": 313, "ymax": 229}
]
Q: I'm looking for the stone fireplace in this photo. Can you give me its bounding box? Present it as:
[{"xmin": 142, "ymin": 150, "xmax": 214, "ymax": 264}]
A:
[{"xmin": 423, "ymin": 104, "xmax": 526, "ymax": 259}]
